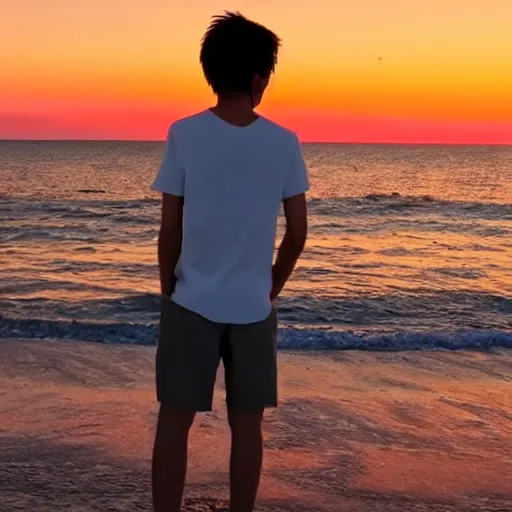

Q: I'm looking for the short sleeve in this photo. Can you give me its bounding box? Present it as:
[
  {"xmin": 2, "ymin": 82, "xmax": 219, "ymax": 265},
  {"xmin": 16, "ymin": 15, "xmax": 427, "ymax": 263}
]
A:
[
  {"xmin": 283, "ymin": 135, "xmax": 310, "ymax": 200},
  {"xmin": 151, "ymin": 127, "xmax": 185, "ymax": 197}
]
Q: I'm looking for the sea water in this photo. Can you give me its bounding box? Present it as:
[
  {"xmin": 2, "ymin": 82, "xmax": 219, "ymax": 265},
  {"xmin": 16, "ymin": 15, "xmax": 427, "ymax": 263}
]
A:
[{"xmin": 1, "ymin": 141, "xmax": 511, "ymax": 349}]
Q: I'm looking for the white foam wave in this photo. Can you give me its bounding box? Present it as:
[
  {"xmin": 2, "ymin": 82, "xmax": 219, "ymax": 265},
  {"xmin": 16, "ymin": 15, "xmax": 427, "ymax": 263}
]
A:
[{"xmin": 1, "ymin": 317, "xmax": 510, "ymax": 352}]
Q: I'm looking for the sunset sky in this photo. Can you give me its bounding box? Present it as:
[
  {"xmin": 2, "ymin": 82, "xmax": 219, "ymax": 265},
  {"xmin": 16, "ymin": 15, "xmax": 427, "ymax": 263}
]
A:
[{"xmin": 2, "ymin": 0, "xmax": 512, "ymax": 143}]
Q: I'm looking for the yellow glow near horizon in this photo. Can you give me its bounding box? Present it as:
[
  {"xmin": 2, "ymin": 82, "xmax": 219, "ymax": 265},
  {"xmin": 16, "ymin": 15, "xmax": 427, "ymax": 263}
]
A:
[{"xmin": 2, "ymin": 0, "xmax": 512, "ymax": 142}]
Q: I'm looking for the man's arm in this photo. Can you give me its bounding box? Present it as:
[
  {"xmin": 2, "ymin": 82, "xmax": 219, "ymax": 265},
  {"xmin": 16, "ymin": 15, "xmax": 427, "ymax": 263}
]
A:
[
  {"xmin": 158, "ymin": 193, "xmax": 184, "ymax": 297},
  {"xmin": 270, "ymin": 193, "xmax": 308, "ymax": 301}
]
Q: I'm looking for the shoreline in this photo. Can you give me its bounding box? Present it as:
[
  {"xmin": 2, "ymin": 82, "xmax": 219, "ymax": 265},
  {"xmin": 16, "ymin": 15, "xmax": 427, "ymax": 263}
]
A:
[
  {"xmin": 2, "ymin": 317, "xmax": 511, "ymax": 351},
  {"xmin": 1, "ymin": 339, "xmax": 511, "ymax": 511}
]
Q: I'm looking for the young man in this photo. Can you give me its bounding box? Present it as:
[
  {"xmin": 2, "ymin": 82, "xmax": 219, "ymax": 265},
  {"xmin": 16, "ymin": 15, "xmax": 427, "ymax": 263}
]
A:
[{"xmin": 151, "ymin": 12, "xmax": 309, "ymax": 512}]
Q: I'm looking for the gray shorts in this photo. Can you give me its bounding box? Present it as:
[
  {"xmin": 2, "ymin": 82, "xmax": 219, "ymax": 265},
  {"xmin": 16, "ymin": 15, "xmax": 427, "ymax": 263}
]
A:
[{"xmin": 156, "ymin": 298, "xmax": 278, "ymax": 412}]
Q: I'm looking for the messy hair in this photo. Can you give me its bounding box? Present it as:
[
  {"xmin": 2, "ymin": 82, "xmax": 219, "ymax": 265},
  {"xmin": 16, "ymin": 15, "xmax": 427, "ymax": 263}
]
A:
[{"xmin": 200, "ymin": 12, "xmax": 281, "ymax": 96}]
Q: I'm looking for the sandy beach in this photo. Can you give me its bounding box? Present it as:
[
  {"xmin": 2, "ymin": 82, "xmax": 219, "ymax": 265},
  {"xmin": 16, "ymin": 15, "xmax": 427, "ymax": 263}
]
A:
[{"xmin": 1, "ymin": 339, "xmax": 511, "ymax": 511}]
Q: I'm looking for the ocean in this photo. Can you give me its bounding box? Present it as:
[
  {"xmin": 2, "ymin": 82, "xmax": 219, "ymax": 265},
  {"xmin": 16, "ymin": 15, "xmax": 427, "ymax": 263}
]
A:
[{"xmin": 1, "ymin": 140, "xmax": 511, "ymax": 350}]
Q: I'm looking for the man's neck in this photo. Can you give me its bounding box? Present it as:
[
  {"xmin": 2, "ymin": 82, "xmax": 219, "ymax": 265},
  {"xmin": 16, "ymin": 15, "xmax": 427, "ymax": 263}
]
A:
[{"xmin": 211, "ymin": 96, "xmax": 259, "ymax": 127}]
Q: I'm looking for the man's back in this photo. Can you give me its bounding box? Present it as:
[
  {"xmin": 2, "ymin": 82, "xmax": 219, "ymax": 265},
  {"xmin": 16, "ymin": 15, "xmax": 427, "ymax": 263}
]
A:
[{"xmin": 152, "ymin": 109, "xmax": 308, "ymax": 324}]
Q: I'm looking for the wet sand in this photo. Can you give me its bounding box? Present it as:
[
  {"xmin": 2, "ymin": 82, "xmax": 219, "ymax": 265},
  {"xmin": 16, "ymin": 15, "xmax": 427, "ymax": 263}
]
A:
[{"xmin": 1, "ymin": 339, "xmax": 511, "ymax": 511}]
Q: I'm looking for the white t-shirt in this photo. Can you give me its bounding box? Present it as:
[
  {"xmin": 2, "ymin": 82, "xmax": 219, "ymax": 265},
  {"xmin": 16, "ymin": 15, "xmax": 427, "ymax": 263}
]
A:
[{"xmin": 151, "ymin": 109, "xmax": 309, "ymax": 324}]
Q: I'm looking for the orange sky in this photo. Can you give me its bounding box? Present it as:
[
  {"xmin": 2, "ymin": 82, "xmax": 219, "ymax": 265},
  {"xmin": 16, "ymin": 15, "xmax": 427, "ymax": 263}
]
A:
[{"xmin": 2, "ymin": 0, "xmax": 512, "ymax": 143}]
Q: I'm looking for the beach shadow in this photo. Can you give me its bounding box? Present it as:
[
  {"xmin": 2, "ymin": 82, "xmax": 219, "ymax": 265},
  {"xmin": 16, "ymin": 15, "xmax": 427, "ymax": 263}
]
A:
[
  {"xmin": 0, "ymin": 434, "xmax": 316, "ymax": 511},
  {"xmin": 0, "ymin": 434, "xmax": 152, "ymax": 511}
]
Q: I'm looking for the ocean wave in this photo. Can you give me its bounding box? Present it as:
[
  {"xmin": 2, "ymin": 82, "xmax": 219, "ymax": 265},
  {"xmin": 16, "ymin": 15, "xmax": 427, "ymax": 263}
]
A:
[
  {"xmin": 2, "ymin": 291, "xmax": 510, "ymax": 331},
  {"xmin": 0, "ymin": 316, "xmax": 510, "ymax": 351},
  {"xmin": 3, "ymin": 194, "xmax": 511, "ymax": 223},
  {"xmin": 2, "ymin": 194, "xmax": 511, "ymax": 243},
  {"xmin": 308, "ymin": 194, "xmax": 512, "ymax": 221}
]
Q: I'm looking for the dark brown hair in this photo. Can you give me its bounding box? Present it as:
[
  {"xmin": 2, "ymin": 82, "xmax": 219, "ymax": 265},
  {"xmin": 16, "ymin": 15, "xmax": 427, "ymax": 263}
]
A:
[{"xmin": 200, "ymin": 12, "xmax": 281, "ymax": 96}]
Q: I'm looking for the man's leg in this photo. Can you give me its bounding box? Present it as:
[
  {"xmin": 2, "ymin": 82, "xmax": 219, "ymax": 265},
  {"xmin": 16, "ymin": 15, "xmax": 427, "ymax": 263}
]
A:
[
  {"xmin": 154, "ymin": 298, "xmax": 224, "ymax": 511},
  {"xmin": 152, "ymin": 405, "xmax": 195, "ymax": 512},
  {"xmin": 228, "ymin": 408, "xmax": 264, "ymax": 512},
  {"xmin": 224, "ymin": 309, "xmax": 278, "ymax": 512}
]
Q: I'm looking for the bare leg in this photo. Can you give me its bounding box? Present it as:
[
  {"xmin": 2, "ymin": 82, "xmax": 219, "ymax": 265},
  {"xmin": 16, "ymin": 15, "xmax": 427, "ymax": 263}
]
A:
[
  {"xmin": 228, "ymin": 408, "xmax": 264, "ymax": 512},
  {"xmin": 152, "ymin": 405, "xmax": 195, "ymax": 512}
]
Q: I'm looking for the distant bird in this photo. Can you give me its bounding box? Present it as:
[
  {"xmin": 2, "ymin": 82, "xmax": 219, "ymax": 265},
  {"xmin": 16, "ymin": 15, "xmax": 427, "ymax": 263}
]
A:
[
  {"xmin": 378, "ymin": 56, "xmax": 383, "ymax": 61},
  {"xmin": 353, "ymin": 165, "xmax": 358, "ymax": 172}
]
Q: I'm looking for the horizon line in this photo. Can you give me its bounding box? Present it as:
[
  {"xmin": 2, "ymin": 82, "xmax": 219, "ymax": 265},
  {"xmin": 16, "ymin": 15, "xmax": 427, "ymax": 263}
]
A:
[{"xmin": 1, "ymin": 138, "xmax": 511, "ymax": 146}]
